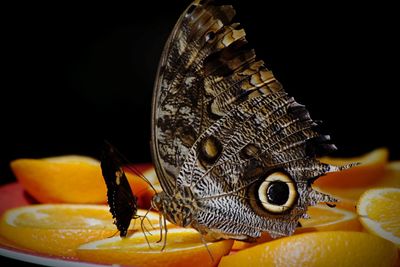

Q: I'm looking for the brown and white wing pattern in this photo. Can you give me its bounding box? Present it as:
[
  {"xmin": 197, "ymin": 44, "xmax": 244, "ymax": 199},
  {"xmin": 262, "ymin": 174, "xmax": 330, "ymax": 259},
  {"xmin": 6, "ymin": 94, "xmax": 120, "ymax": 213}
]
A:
[{"xmin": 151, "ymin": 0, "xmax": 349, "ymax": 239}]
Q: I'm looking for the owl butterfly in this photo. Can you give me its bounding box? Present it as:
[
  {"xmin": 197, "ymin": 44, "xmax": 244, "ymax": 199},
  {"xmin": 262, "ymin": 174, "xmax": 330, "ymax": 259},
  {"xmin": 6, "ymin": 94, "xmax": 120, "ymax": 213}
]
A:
[
  {"xmin": 103, "ymin": 0, "xmax": 353, "ymax": 241},
  {"xmin": 150, "ymin": 0, "xmax": 354, "ymax": 242}
]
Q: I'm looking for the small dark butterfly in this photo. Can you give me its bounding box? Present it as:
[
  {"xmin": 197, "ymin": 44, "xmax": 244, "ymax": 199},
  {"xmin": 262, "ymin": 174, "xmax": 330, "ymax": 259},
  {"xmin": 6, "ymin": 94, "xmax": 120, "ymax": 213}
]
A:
[{"xmin": 101, "ymin": 142, "xmax": 139, "ymax": 237}]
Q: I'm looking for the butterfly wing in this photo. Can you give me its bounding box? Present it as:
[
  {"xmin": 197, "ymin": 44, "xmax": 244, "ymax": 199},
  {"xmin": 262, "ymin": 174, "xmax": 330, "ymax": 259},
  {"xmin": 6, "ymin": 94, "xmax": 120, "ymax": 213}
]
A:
[
  {"xmin": 152, "ymin": 0, "xmax": 345, "ymax": 239},
  {"xmin": 152, "ymin": 0, "xmax": 282, "ymax": 194},
  {"xmin": 101, "ymin": 143, "xmax": 138, "ymax": 237}
]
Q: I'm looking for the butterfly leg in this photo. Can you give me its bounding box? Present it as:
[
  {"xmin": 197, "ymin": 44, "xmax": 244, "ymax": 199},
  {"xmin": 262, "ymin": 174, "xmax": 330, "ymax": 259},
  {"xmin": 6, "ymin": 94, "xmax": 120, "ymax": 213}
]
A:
[
  {"xmin": 156, "ymin": 212, "xmax": 163, "ymax": 244},
  {"xmin": 137, "ymin": 211, "xmax": 154, "ymax": 248},
  {"xmin": 200, "ymin": 234, "xmax": 214, "ymax": 262},
  {"xmin": 161, "ymin": 214, "xmax": 168, "ymax": 251}
]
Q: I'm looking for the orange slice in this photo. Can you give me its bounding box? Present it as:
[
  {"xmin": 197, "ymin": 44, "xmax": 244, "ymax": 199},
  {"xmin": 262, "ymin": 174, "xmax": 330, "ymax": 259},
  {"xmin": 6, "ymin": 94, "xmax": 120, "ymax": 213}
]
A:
[
  {"xmin": 313, "ymin": 159, "xmax": 400, "ymax": 212},
  {"xmin": 77, "ymin": 228, "xmax": 233, "ymax": 267},
  {"xmin": 221, "ymin": 231, "xmax": 398, "ymax": 267},
  {"xmin": 357, "ymin": 187, "xmax": 400, "ymax": 247},
  {"xmin": 313, "ymin": 186, "xmax": 360, "ymax": 211},
  {"xmin": 232, "ymin": 204, "xmax": 361, "ymax": 250},
  {"xmin": 0, "ymin": 204, "xmax": 164, "ymax": 258},
  {"xmin": 297, "ymin": 204, "xmax": 362, "ymax": 232},
  {"xmin": 10, "ymin": 156, "xmax": 149, "ymax": 204},
  {"xmin": 315, "ymin": 147, "xmax": 389, "ymax": 188}
]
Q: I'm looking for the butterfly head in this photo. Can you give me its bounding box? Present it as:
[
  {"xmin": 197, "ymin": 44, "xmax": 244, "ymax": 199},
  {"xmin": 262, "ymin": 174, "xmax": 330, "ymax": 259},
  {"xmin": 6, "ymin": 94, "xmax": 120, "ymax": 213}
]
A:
[{"xmin": 151, "ymin": 188, "xmax": 198, "ymax": 227}]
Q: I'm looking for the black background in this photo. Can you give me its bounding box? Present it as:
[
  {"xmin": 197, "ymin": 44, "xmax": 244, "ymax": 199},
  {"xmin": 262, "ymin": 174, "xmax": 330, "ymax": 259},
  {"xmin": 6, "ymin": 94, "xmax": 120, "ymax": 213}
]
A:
[{"xmin": 1, "ymin": 0, "xmax": 399, "ymax": 185}]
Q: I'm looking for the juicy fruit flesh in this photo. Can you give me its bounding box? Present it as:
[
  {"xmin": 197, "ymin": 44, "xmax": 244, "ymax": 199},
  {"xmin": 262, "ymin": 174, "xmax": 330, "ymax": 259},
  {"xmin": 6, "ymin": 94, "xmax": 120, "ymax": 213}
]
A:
[
  {"xmin": 10, "ymin": 207, "xmax": 114, "ymax": 229},
  {"xmin": 366, "ymin": 191, "xmax": 400, "ymax": 235},
  {"xmin": 94, "ymin": 230, "xmax": 211, "ymax": 251},
  {"xmin": 357, "ymin": 188, "xmax": 400, "ymax": 245},
  {"xmin": 219, "ymin": 231, "xmax": 398, "ymax": 267},
  {"xmin": 77, "ymin": 229, "xmax": 234, "ymax": 267},
  {"xmin": 299, "ymin": 205, "xmax": 355, "ymax": 227}
]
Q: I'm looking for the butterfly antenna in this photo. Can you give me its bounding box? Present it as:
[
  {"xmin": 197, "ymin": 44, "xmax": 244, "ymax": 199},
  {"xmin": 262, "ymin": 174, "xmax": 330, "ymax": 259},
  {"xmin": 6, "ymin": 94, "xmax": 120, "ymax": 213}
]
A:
[{"xmin": 124, "ymin": 164, "xmax": 158, "ymax": 194}]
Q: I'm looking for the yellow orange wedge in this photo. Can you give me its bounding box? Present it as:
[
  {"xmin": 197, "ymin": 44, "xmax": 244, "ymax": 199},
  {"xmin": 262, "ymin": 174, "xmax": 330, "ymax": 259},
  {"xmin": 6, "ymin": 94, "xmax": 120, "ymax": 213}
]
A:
[
  {"xmin": 314, "ymin": 186, "xmax": 364, "ymax": 211},
  {"xmin": 357, "ymin": 187, "xmax": 400, "ymax": 247},
  {"xmin": 316, "ymin": 147, "xmax": 389, "ymax": 188},
  {"xmin": 233, "ymin": 204, "xmax": 361, "ymax": 250},
  {"xmin": 0, "ymin": 205, "xmax": 164, "ymax": 258},
  {"xmin": 221, "ymin": 231, "xmax": 398, "ymax": 267},
  {"xmin": 77, "ymin": 228, "xmax": 233, "ymax": 267},
  {"xmin": 10, "ymin": 156, "xmax": 149, "ymax": 204},
  {"xmin": 297, "ymin": 204, "xmax": 362, "ymax": 232},
  {"xmin": 313, "ymin": 159, "xmax": 400, "ymax": 212}
]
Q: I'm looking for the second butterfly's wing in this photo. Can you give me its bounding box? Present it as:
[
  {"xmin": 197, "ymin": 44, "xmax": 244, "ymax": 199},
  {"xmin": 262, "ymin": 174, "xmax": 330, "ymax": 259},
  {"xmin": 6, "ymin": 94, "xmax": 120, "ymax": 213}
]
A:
[
  {"xmin": 151, "ymin": 0, "xmax": 282, "ymax": 195},
  {"xmin": 101, "ymin": 143, "xmax": 138, "ymax": 237}
]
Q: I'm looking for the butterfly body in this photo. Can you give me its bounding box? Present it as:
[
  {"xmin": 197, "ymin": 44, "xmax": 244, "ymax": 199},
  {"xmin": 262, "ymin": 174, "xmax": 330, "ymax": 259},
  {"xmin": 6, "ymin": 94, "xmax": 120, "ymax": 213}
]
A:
[{"xmin": 152, "ymin": 188, "xmax": 198, "ymax": 228}]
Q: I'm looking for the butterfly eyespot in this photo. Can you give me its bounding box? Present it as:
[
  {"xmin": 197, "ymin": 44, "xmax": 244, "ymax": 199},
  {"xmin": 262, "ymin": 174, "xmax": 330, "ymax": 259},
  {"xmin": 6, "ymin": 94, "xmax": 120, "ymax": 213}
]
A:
[
  {"xmin": 257, "ymin": 172, "xmax": 298, "ymax": 214},
  {"xmin": 199, "ymin": 135, "xmax": 223, "ymax": 166}
]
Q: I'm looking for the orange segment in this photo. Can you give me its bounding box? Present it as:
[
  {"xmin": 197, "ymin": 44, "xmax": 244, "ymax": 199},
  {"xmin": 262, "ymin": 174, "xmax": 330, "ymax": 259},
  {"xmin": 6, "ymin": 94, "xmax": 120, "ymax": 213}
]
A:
[
  {"xmin": 0, "ymin": 205, "xmax": 164, "ymax": 258},
  {"xmin": 315, "ymin": 147, "xmax": 389, "ymax": 188},
  {"xmin": 233, "ymin": 205, "xmax": 361, "ymax": 250},
  {"xmin": 221, "ymin": 231, "xmax": 398, "ymax": 267},
  {"xmin": 10, "ymin": 156, "xmax": 150, "ymax": 204},
  {"xmin": 357, "ymin": 187, "xmax": 400, "ymax": 247},
  {"xmin": 77, "ymin": 228, "xmax": 233, "ymax": 267},
  {"xmin": 11, "ymin": 156, "xmax": 106, "ymax": 203},
  {"xmin": 313, "ymin": 186, "xmax": 359, "ymax": 211},
  {"xmin": 297, "ymin": 204, "xmax": 362, "ymax": 232},
  {"xmin": 313, "ymin": 160, "xmax": 400, "ymax": 212}
]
